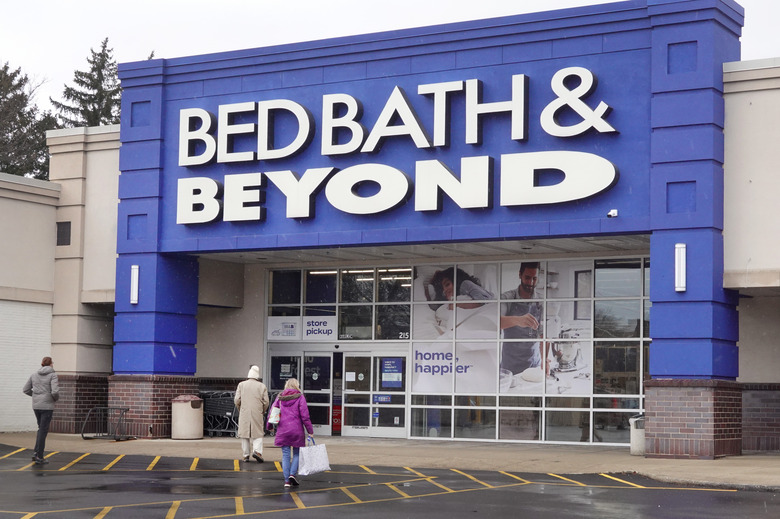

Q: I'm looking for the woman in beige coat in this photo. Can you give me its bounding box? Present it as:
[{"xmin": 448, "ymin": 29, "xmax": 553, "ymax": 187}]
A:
[{"xmin": 234, "ymin": 365, "xmax": 269, "ymax": 462}]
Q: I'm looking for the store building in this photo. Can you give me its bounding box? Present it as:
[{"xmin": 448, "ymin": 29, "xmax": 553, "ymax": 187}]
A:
[{"xmin": 4, "ymin": 0, "xmax": 780, "ymax": 458}]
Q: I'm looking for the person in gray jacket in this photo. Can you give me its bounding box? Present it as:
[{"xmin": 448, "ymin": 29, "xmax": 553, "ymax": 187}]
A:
[{"xmin": 22, "ymin": 356, "xmax": 59, "ymax": 464}]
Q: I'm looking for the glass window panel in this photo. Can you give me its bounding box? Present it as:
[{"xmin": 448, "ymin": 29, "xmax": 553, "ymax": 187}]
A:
[
  {"xmin": 344, "ymin": 356, "xmax": 371, "ymax": 392},
  {"xmin": 413, "ymin": 303, "xmax": 452, "ymax": 339},
  {"xmin": 413, "ymin": 265, "xmax": 452, "ymax": 302},
  {"xmin": 411, "ymin": 395, "xmax": 452, "ymax": 406},
  {"xmin": 454, "ymin": 408, "xmax": 496, "ymax": 439},
  {"xmin": 376, "ymin": 305, "xmax": 410, "ymax": 340},
  {"xmin": 338, "ymin": 306, "xmax": 372, "ymax": 340},
  {"xmin": 454, "ymin": 396, "xmax": 496, "ymax": 406},
  {"xmin": 545, "ymin": 410, "xmax": 591, "ymax": 442},
  {"xmin": 304, "ymin": 306, "xmax": 335, "ymax": 317},
  {"xmin": 303, "ymin": 356, "xmax": 331, "ymax": 391},
  {"xmin": 374, "ymin": 356, "xmax": 406, "ymax": 392},
  {"xmin": 344, "ymin": 394, "xmax": 370, "ymax": 404},
  {"xmin": 373, "ymin": 406, "xmax": 405, "ymax": 427},
  {"xmin": 378, "ymin": 268, "xmax": 412, "ymax": 302},
  {"xmin": 594, "ymin": 342, "xmax": 640, "ymax": 395},
  {"xmin": 455, "ymin": 341, "xmax": 498, "ymax": 394},
  {"xmin": 269, "ymin": 306, "xmax": 300, "ymax": 317},
  {"xmin": 501, "ymin": 261, "xmax": 545, "ymax": 299},
  {"xmin": 304, "ymin": 393, "xmax": 331, "ymax": 404},
  {"xmin": 456, "ymin": 264, "xmax": 498, "ymax": 300},
  {"xmin": 594, "ymin": 300, "xmax": 641, "ymax": 338},
  {"xmin": 500, "ymin": 300, "xmax": 544, "ymax": 340},
  {"xmin": 643, "ymin": 300, "xmax": 651, "ymax": 338},
  {"xmin": 305, "ymin": 269, "xmax": 337, "ymax": 304},
  {"xmin": 500, "ymin": 342, "xmax": 544, "ymax": 395},
  {"xmin": 548, "ymin": 301, "xmax": 591, "ymax": 339},
  {"xmin": 499, "ymin": 410, "xmax": 541, "ymax": 440},
  {"xmin": 499, "ymin": 396, "xmax": 541, "ymax": 407},
  {"xmin": 344, "ymin": 406, "xmax": 370, "ymax": 427},
  {"xmin": 593, "ymin": 397, "xmax": 641, "ymax": 410},
  {"xmin": 455, "ymin": 302, "xmax": 498, "ymax": 340},
  {"xmin": 340, "ymin": 268, "xmax": 375, "ymax": 303},
  {"xmin": 546, "ymin": 260, "xmax": 592, "ymax": 299},
  {"xmin": 595, "ymin": 259, "xmax": 642, "ymax": 297},
  {"xmin": 270, "ymin": 270, "xmax": 301, "ymax": 304},
  {"xmin": 593, "ymin": 412, "xmax": 632, "ymax": 443},
  {"xmin": 643, "ymin": 258, "xmax": 650, "ymax": 297},
  {"xmin": 308, "ymin": 405, "xmax": 330, "ymax": 426},
  {"xmin": 411, "ymin": 343, "xmax": 454, "ymax": 393},
  {"xmin": 548, "ymin": 340, "xmax": 592, "ymax": 395},
  {"xmin": 545, "ymin": 397, "xmax": 589, "ymax": 408},
  {"xmin": 270, "ymin": 356, "xmax": 299, "ymax": 391},
  {"xmin": 411, "ymin": 407, "xmax": 452, "ymax": 438}
]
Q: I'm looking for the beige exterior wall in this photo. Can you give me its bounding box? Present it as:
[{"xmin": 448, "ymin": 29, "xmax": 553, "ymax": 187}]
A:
[
  {"xmin": 0, "ymin": 173, "xmax": 60, "ymax": 431},
  {"xmin": 723, "ymin": 58, "xmax": 780, "ymax": 383},
  {"xmin": 47, "ymin": 125, "xmax": 120, "ymax": 375}
]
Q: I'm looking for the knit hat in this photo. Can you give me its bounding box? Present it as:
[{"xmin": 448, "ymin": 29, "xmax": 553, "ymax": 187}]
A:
[{"xmin": 247, "ymin": 365, "xmax": 261, "ymax": 380}]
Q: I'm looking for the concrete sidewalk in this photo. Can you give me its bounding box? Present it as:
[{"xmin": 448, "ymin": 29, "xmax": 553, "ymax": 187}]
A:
[{"xmin": 2, "ymin": 432, "xmax": 779, "ymax": 491}]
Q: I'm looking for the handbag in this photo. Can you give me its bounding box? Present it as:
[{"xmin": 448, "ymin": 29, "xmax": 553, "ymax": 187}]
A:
[
  {"xmin": 297, "ymin": 437, "xmax": 330, "ymax": 476},
  {"xmin": 268, "ymin": 400, "xmax": 281, "ymax": 425}
]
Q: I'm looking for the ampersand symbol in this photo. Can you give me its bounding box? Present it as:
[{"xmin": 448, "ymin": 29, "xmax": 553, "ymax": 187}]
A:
[{"xmin": 540, "ymin": 67, "xmax": 617, "ymax": 138}]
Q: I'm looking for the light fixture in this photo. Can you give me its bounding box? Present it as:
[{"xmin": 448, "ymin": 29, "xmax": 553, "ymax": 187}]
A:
[
  {"xmin": 674, "ymin": 243, "xmax": 686, "ymax": 292},
  {"xmin": 130, "ymin": 265, "xmax": 140, "ymax": 304}
]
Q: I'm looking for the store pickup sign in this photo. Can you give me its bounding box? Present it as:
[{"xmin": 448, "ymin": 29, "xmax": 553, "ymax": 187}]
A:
[{"xmin": 176, "ymin": 67, "xmax": 618, "ymax": 225}]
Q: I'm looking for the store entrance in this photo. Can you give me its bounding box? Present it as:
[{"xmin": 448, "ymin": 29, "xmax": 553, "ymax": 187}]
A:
[{"xmin": 268, "ymin": 344, "xmax": 407, "ymax": 439}]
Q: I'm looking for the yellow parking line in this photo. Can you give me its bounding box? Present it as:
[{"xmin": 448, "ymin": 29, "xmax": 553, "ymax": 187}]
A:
[
  {"xmin": 59, "ymin": 453, "xmax": 90, "ymax": 471},
  {"xmin": 235, "ymin": 497, "xmax": 244, "ymax": 515},
  {"xmin": 274, "ymin": 461, "xmax": 282, "ymax": 472},
  {"xmin": 0, "ymin": 447, "xmax": 25, "ymax": 460},
  {"xmin": 452, "ymin": 468, "xmax": 493, "ymax": 488},
  {"xmin": 190, "ymin": 458, "xmax": 199, "ymax": 471},
  {"xmin": 600, "ymin": 473, "xmax": 646, "ymax": 488},
  {"xmin": 165, "ymin": 501, "xmax": 180, "ymax": 519},
  {"xmin": 548, "ymin": 473, "xmax": 587, "ymax": 486},
  {"xmin": 404, "ymin": 466, "xmax": 427, "ymax": 477},
  {"xmin": 146, "ymin": 456, "xmax": 161, "ymax": 471},
  {"xmin": 359, "ymin": 465, "xmax": 376, "ymax": 474},
  {"xmin": 386, "ymin": 483, "xmax": 411, "ymax": 498},
  {"xmin": 427, "ymin": 477, "xmax": 454, "ymax": 492},
  {"xmin": 93, "ymin": 506, "xmax": 112, "ymax": 519},
  {"xmin": 102, "ymin": 455, "xmax": 124, "ymax": 471},
  {"xmin": 341, "ymin": 487, "xmax": 362, "ymax": 502},
  {"xmin": 18, "ymin": 451, "xmax": 58, "ymax": 471},
  {"xmin": 234, "ymin": 459, "xmax": 240, "ymax": 471},
  {"xmin": 290, "ymin": 492, "xmax": 306, "ymax": 509},
  {"xmin": 21, "ymin": 513, "xmax": 37, "ymax": 519},
  {"xmin": 500, "ymin": 471, "xmax": 532, "ymax": 484}
]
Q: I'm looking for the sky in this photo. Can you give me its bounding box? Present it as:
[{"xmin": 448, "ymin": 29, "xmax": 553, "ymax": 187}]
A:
[{"xmin": 2, "ymin": 0, "xmax": 778, "ymax": 113}]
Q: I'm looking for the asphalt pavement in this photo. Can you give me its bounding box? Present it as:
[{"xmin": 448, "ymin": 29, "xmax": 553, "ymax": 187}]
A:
[{"xmin": 2, "ymin": 432, "xmax": 779, "ymax": 491}]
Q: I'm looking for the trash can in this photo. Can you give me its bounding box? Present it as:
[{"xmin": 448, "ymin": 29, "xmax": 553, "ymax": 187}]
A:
[
  {"xmin": 171, "ymin": 394, "xmax": 204, "ymax": 439},
  {"xmin": 628, "ymin": 413, "xmax": 645, "ymax": 456}
]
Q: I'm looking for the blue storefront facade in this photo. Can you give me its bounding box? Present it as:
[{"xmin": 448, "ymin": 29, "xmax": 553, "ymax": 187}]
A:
[{"xmin": 114, "ymin": 0, "xmax": 744, "ymax": 457}]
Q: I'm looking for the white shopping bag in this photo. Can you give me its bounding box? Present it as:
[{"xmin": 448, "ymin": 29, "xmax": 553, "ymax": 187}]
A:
[{"xmin": 298, "ymin": 437, "xmax": 330, "ymax": 476}]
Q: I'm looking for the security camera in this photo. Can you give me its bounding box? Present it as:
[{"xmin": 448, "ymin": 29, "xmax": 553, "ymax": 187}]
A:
[{"xmin": 607, "ymin": 209, "xmax": 618, "ymax": 218}]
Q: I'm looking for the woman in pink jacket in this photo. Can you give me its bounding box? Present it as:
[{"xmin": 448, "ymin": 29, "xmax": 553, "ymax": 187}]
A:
[{"xmin": 268, "ymin": 378, "xmax": 313, "ymax": 488}]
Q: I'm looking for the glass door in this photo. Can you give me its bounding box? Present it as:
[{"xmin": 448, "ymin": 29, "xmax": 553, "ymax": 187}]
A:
[
  {"xmin": 302, "ymin": 353, "xmax": 332, "ymax": 436},
  {"xmin": 342, "ymin": 352, "xmax": 407, "ymax": 438}
]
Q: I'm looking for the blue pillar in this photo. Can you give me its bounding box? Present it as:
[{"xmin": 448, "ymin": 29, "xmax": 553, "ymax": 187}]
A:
[
  {"xmin": 114, "ymin": 60, "xmax": 200, "ymax": 376},
  {"xmin": 647, "ymin": 0, "xmax": 742, "ymax": 380}
]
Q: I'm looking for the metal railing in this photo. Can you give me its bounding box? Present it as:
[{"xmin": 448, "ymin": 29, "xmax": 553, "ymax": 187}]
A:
[{"xmin": 81, "ymin": 407, "xmax": 135, "ymax": 441}]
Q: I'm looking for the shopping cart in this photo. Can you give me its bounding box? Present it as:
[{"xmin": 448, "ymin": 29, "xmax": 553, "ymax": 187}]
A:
[{"xmin": 200, "ymin": 390, "xmax": 239, "ymax": 437}]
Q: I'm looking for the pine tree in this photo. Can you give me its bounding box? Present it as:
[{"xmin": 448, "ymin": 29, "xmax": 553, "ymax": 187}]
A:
[
  {"xmin": 51, "ymin": 38, "xmax": 121, "ymax": 127},
  {"xmin": 0, "ymin": 62, "xmax": 58, "ymax": 180}
]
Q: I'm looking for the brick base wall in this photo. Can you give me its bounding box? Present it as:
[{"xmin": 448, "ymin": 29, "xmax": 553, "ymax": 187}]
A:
[
  {"xmin": 51, "ymin": 375, "xmax": 109, "ymax": 434},
  {"xmin": 644, "ymin": 379, "xmax": 742, "ymax": 459},
  {"xmin": 109, "ymin": 375, "xmax": 199, "ymax": 438},
  {"xmin": 742, "ymin": 383, "xmax": 780, "ymax": 451}
]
